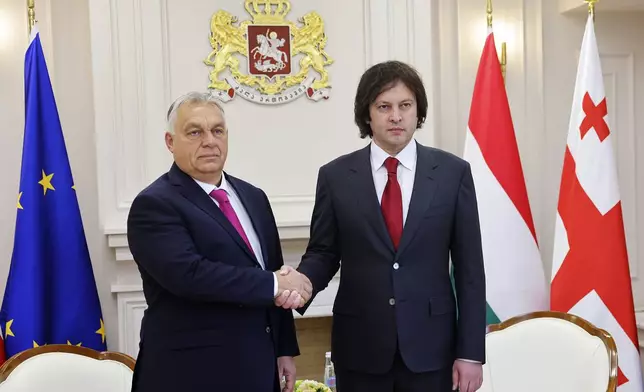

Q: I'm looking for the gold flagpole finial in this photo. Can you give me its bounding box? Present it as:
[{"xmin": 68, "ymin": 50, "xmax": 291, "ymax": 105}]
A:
[
  {"xmin": 27, "ymin": 0, "xmax": 36, "ymax": 35},
  {"xmin": 585, "ymin": 0, "xmax": 598, "ymax": 20},
  {"xmin": 501, "ymin": 42, "xmax": 507, "ymax": 83},
  {"xmin": 486, "ymin": 0, "xmax": 493, "ymax": 28}
]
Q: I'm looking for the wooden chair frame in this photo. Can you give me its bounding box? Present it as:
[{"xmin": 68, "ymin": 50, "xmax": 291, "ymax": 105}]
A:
[
  {"xmin": 486, "ymin": 310, "xmax": 618, "ymax": 392},
  {"xmin": 0, "ymin": 344, "xmax": 135, "ymax": 383}
]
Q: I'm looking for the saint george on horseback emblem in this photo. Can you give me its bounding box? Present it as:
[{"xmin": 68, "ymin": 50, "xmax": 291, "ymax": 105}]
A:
[
  {"xmin": 249, "ymin": 26, "xmax": 291, "ymax": 76},
  {"xmin": 204, "ymin": 0, "xmax": 333, "ymax": 105}
]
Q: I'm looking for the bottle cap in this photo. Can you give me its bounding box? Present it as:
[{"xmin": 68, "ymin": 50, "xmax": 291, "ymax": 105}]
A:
[{"xmin": 325, "ymin": 351, "xmax": 331, "ymax": 357}]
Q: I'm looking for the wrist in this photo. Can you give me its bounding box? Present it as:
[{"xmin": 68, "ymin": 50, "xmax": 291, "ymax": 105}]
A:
[{"xmin": 272, "ymin": 272, "xmax": 279, "ymax": 298}]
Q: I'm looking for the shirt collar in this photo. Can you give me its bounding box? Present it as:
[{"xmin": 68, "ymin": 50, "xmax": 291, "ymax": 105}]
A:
[
  {"xmin": 193, "ymin": 173, "xmax": 230, "ymax": 196},
  {"xmin": 370, "ymin": 138, "xmax": 417, "ymax": 172}
]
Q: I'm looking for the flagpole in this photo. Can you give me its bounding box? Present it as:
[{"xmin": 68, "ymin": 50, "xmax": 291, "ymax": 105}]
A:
[
  {"xmin": 486, "ymin": 0, "xmax": 507, "ymax": 83},
  {"xmin": 486, "ymin": 0, "xmax": 493, "ymax": 28},
  {"xmin": 501, "ymin": 42, "xmax": 507, "ymax": 82},
  {"xmin": 585, "ymin": 0, "xmax": 598, "ymax": 21},
  {"xmin": 27, "ymin": 0, "xmax": 35, "ymax": 35}
]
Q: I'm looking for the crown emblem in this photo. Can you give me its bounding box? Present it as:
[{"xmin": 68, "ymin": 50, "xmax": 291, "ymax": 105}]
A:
[
  {"xmin": 205, "ymin": 0, "xmax": 333, "ymax": 105},
  {"xmin": 245, "ymin": 0, "xmax": 290, "ymax": 24}
]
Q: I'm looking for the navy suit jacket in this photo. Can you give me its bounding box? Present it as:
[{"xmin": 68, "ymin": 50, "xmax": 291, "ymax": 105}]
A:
[
  {"xmin": 297, "ymin": 141, "xmax": 486, "ymax": 374},
  {"xmin": 127, "ymin": 163, "xmax": 298, "ymax": 392}
]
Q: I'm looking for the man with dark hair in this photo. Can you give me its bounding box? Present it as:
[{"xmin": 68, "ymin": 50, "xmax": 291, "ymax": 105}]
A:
[{"xmin": 279, "ymin": 61, "xmax": 486, "ymax": 391}]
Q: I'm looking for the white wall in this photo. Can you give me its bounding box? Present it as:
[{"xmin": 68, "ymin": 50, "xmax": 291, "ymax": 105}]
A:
[
  {"xmin": 0, "ymin": 0, "xmax": 119, "ymax": 349},
  {"xmin": 0, "ymin": 0, "xmax": 29, "ymax": 317},
  {"xmin": 434, "ymin": 0, "xmax": 547, "ymax": 259},
  {"xmin": 87, "ymin": 0, "xmax": 437, "ymax": 355},
  {"xmin": 0, "ymin": 0, "xmax": 643, "ymax": 358}
]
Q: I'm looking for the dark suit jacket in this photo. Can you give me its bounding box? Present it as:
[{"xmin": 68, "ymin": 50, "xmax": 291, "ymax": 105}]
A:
[
  {"xmin": 297, "ymin": 141, "xmax": 486, "ymax": 374},
  {"xmin": 127, "ymin": 163, "xmax": 298, "ymax": 392}
]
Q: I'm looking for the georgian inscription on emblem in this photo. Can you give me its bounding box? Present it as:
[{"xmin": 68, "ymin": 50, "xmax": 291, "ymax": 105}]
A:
[
  {"xmin": 229, "ymin": 82, "xmax": 306, "ymax": 104},
  {"xmin": 203, "ymin": 0, "xmax": 333, "ymax": 105}
]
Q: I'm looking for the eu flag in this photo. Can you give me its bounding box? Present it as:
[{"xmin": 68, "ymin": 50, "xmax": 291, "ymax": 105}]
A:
[{"xmin": 0, "ymin": 27, "xmax": 107, "ymax": 358}]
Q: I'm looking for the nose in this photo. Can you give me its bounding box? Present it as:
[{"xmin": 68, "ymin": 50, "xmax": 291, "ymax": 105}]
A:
[
  {"xmin": 201, "ymin": 130, "xmax": 217, "ymax": 146},
  {"xmin": 389, "ymin": 108, "xmax": 402, "ymax": 123}
]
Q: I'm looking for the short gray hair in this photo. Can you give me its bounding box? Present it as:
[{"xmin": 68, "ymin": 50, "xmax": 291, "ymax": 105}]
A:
[{"xmin": 166, "ymin": 91, "xmax": 225, "ymax": 134}]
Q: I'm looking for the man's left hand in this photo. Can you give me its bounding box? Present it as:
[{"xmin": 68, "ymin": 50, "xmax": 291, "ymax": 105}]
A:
[
  {"xmin": 278, "ymin": 356, "xmax": 297, "ymax": 392},
  {"xmin": 452, "ymin": 359, "xmax": 482, "ymax": 392}
]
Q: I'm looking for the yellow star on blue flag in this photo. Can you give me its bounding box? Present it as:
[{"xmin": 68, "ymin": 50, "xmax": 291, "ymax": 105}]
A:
[
  {"xmin": 38, "ymin": 170, "xmax": 55, "ymax": 195},
  {"xmin": 0, "ymin": 25, "xmax": 107, "ymax": 357}
]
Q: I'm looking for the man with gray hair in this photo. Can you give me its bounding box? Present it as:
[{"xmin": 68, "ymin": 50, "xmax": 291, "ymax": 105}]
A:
[{"xmin": 127, "ymin": 92, "xmax": 312, "ymax": 392}]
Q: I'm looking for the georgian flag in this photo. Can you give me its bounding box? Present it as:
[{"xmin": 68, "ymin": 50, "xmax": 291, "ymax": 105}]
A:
[{"xmin": 550, "ymin": 13, "xmax": 644, "ymax": 391}]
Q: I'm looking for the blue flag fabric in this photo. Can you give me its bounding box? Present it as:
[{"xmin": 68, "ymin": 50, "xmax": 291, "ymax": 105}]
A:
[{"xmin": 0, "ymin": 28, "xmax": 106, "ymax": 356}]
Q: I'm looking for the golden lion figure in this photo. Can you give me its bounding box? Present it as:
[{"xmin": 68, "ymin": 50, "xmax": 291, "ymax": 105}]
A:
[
  {"xmin": 204, "ymin": 10, "xmax": 250, "ymax": 91},
  {"xmin": 289, "ymin": 12, "xmax": 334, "ymax": 90},
  {"xmin": 203, "ymin": 7, "xmax": 333, "ymax": 95}
]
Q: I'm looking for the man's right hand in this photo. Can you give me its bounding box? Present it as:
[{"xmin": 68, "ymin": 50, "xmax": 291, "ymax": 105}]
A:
[{"xmin": 274, "ymin": 266, "xmax": 312, "ymax": 309}]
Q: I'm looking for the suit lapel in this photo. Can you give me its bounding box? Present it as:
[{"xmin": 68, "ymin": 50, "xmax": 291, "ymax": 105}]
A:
[
  {"xmin": 349, "ymin": 145, "xmax": 396, "ymax": 254},
  {"xmin": 168, "ymin": 164, "xmax": 258, "ymax": 263},
  {"xmin": 395, "ymin": 144, "xmax": 439, "ymax": 258},
  {"xmin": 226, "ymin": 175, "xmax": 270, "ymax": 267}
]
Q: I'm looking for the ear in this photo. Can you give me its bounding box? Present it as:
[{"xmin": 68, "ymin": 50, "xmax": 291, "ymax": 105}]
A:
[{"xmin": 165, "ymin": 132, "xmax": 174, "ymax": 153}]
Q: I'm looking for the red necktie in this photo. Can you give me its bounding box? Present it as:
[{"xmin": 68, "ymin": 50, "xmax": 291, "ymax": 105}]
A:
[
  {"xmin": 381, "ymin": 157, "xmax": 403, "ymax": 250},
  {"xmin": 210, "ymin": 189, "xmax": 255, "ymax": 255}
]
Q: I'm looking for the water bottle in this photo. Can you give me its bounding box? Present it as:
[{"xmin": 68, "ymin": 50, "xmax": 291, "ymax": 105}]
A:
[{"xmin": 323, "ymin": 351, "xmax": 336, "ymax": 391}]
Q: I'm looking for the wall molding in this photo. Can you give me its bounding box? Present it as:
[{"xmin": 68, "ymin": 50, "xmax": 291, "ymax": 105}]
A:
[
  {"xmin": 34, "ymin": 0, "xmax": 55, "ymax": 84},
  {"xmin": 106, "ymin": 220, "xmax": 312, "ymax": 265},
  {"xmin": 89, "ymin": 0, "xmax": 171, "ymax": 233},
  {"xmin": 91, "ymin": 0, "xmax": 439, "ymax": 237},
  {"xmin": 116, "ymin": 291, "xmax": 147, "ymax": 358},
  {"xmin": 89, "ymin": 0, "xmax": 438, "ymax": 355},
  {"xmin": 434, "ymin": 0, "xmax": 460, "ymax": 154},
  {"xmin": 111, "ymin": 278, "xmax": 339, "ymax": 359},
  {"xmin": 362, "ymin": 0, "xmax": 437, "ymax": 146}
]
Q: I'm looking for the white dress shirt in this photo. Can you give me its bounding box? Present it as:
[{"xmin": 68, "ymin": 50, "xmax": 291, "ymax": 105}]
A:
[
  {"xmin": 194, "ymin": 174, "xmax": 277, "ymax": 296},
  {"xmin": 370, "ymin": 138, "xmax": 417, "ymax": 225}
]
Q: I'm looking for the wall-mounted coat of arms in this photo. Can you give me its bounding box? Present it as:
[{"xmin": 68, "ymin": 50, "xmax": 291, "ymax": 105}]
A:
[{"xmin": 204, "ymin": 0, "xmax": 333, "ymax": 105}]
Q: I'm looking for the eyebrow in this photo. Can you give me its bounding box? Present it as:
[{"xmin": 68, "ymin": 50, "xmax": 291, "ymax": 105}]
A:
[
  {"xmin": 375, "ymin": 99, "xmax": 415, "ymax": 105},
  {"xmin": 183, "ymin": 121, "xmax": 225, "ymax": 129}
]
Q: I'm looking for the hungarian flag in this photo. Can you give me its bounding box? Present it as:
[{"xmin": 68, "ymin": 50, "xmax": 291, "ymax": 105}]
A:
[
  {"xmin": 550, "ymin": 13, "xmax": 643, "ymax": 391},
  {"xmin": 463, "ymin": 28, "xmax": 548, "ymax": 324}
]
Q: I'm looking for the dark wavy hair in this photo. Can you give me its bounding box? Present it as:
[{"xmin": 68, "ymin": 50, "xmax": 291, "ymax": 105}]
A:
[{"xmin": 354, "ymin": 60, "xmax": 428, "ymax": 139}]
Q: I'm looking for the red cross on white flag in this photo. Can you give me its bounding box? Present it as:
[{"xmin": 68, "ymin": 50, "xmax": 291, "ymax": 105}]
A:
[{"xmin": 550, "ymin": 13, "xmax": 643, "ymax": 391}]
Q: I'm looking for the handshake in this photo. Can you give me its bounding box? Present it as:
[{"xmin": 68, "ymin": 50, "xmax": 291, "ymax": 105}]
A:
[{"xmin": 274, "ymin": 266, "xmax": 312, "ymax": 310}]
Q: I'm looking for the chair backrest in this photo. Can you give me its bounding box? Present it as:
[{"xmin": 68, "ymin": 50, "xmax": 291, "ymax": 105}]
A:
[
  {"xmin": 478, "ymin": 311, "xmax": 618, "ymax": 392},
  {"xmin": 0, "ymin": 344, "xmax": 135, "ymax": 392}
]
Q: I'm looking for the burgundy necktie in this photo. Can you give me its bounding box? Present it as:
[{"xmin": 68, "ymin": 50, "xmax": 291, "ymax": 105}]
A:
[
  {"xmin": 381, "ymin": 157, "xmax": 403, "ymax": 250},
  {"xmin": 209, "ymin": 189, "xmax": 255, "ymax": 255}
]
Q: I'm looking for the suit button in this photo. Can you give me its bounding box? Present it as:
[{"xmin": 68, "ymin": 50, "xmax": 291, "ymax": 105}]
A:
[
  {"xmin": 266, "ymin": 326, "xmax": 271, "ymax": 333},
  {"xmin": 389, "ymin": 298, "xmax": 395, "ymax": 306},
  {"xmin": 393, "ymin": 262, "xmax": 399, "ymax": 270}
]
